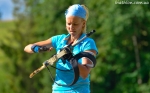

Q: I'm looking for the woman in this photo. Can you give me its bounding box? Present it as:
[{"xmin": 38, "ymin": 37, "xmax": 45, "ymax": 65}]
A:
[{"xmin": 24, "ymin": 4, "xmax": 98, "ymax": 93}]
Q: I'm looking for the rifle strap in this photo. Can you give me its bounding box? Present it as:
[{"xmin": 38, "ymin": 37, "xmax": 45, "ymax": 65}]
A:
[{"xmin": 46, "ymin": 51, "xmax": 96, "ymax": 86}]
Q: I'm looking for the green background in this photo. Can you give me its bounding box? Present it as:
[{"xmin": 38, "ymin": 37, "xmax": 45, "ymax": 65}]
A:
[{"xmin": 0, "ymin": 0, "xmax": 150, "ymax": 93}]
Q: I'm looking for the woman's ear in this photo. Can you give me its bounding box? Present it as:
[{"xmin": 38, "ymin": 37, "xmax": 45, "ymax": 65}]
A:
[{"xmin": 82, "ymin": 20, "xmax": 86, "ymax": 28}]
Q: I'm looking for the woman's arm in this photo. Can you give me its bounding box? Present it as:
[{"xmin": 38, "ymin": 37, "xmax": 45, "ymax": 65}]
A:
[
  {"xmin": 24, "ymin": 38, "xmax": 53, "ymax": 53},
  {"xmin": 78, "ymin": 50, "xmax": 97, "ymax": 79}
]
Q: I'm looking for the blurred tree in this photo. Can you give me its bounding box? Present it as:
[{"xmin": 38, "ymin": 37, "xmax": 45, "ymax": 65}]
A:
[
  {"xmin": 1, "ymin": 0, "xmax": 150, "ymax": 93},
  {"xmin": 3, "ymin": 0, "xmax": 87, "ymax": 93},
  {"xmin": 85, "ymin": 0, "xmax": 150, "ymax": 93}
]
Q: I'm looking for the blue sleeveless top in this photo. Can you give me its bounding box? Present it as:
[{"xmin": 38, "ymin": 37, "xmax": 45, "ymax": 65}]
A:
[{"xmin": 51, "ymin": 33, "xmax": 98, "ymax": 91}]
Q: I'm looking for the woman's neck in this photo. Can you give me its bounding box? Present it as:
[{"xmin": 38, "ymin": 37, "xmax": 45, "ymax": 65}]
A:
[
  {"xmin": 68, "ymin": 33, "xmax": 82, "ymax": 44},
  {"xmin": 70, "ymin": 37, "xmax": 78, "ymax": 42}
]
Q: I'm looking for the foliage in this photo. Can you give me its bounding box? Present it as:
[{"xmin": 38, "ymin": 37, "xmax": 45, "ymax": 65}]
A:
[
  {"xmin": 87, "ymin": 0, "xmax": 150, "ymax": 93},
  {"xmin": 0, "ymin": 0, "xmax": 150, "ymax": 93}
]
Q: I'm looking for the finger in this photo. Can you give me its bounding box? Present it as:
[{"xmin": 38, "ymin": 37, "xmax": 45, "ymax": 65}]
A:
[{"xmin": 49, "ymin": 47, "xmax": 53, "ymax": 51}]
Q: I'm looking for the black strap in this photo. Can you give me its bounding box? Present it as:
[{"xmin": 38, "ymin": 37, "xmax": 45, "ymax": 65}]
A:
[
  {"xmin": 73, "ymin": 52, "xmax": 96, "ymax": 68},
  {"xmin": 46, "ymin": 51, "xmax": 96, "ymax": 86},
  {"xmin": 68, "ymin": 52, "xmax": 96, "ymax": 86}
]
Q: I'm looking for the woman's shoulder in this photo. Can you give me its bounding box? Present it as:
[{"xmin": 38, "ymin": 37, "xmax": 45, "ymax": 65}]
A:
[
  {"xmin": 54, "ymin": 34, "xmax": 67, "ymax": 38},
  {"xmin": 52, "ymin": 34, "xmax": 67, "ymax": 40},
  {"xmin": 83, "ymin": 37, "xmax": 96, "ymax": 44}
]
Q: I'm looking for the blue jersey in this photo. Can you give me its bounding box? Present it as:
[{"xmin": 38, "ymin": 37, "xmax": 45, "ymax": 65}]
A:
[{"xmin": 51, "ymin": 33, "xmax": 98, "ymax": 92}]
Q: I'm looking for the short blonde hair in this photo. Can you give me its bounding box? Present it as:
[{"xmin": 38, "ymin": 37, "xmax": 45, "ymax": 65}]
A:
[
  {"xmin": 81, "ymin": 5, "xmax": 89, "ymax": 33},
  {"xmin": 66, "ymin": 4, "xmax": 89, "ymax": 33}
]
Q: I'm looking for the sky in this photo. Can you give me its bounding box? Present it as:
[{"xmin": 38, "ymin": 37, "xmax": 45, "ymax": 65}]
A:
[{"xmin": 0, "ymin": 0, "xmax": 14, "ymax": 20}]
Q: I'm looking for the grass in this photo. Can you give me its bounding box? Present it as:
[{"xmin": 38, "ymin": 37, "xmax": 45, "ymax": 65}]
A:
[{"xmin": 0, "ymin": 20, "xmax": 15, "ymax": 31}]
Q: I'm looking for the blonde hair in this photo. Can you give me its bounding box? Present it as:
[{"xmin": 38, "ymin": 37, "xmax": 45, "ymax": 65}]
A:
[
  {"xmin": 81, "ymin": 5, "xmax": 89, "ymax": 33},
  {"xmin": 66, "ymin": 4, "xmax": 89, "ymax": 33}
]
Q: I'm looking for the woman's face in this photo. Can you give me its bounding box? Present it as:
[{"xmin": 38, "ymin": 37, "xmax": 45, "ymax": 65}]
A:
[{"xmin": 66, "ymin": 16, "xmax": 85, "ymax": 37}]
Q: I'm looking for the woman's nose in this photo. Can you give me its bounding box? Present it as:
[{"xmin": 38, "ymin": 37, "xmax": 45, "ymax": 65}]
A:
[{"xmin": 70, "ymin": 24, "xmax": 74, "ymax": 29}]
